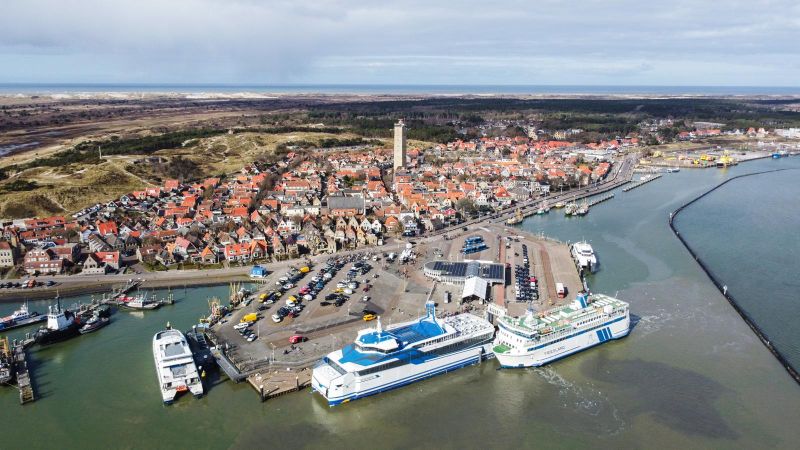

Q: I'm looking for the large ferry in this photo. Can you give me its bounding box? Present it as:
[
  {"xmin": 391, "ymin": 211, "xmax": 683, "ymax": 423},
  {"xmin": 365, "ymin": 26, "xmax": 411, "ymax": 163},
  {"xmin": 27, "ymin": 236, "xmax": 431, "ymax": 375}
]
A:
[
  {"xmin": 152, "ymin": 325, "xmax": 204, "ymax": 404},
  {"xmin": 570, "ymin": 241, "xmax": 598, "ymax": 273},
  {"xmin": 312, "ymin": 302, "xmax": 495, "ymax": 406},
  {"xmin": 493, "ymin": 292, "xmax": 629, "ymax": 368}
]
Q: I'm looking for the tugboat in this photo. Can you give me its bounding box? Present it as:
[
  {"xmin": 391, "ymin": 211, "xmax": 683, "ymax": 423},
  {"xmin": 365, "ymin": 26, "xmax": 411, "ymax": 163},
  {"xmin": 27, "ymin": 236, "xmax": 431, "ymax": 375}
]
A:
[
  {"xmin": 79, "ymin": 313, "xmax": 110, "ymax": 334},
  {"xmin": 34, "ymin": 300, "xmax": 81, "ymax": 345}
]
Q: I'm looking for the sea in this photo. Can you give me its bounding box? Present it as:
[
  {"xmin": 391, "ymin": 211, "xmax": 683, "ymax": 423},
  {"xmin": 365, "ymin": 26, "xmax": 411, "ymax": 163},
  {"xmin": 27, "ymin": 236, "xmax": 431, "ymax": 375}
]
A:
[
  {"xmin": 1, "ymin": 156, "xmax": 799, "ymax": 449},
  {"xmin": 1, "ymin": 83, "xmax": 800, "ymax": 96}
]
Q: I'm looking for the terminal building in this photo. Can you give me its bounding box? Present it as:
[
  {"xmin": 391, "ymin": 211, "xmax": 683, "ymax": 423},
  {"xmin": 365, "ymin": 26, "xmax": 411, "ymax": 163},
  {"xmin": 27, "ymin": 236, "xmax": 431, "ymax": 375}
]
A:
[{"xmin": 423, "ymin": 260, "xmax": 506, "ymax": 302}]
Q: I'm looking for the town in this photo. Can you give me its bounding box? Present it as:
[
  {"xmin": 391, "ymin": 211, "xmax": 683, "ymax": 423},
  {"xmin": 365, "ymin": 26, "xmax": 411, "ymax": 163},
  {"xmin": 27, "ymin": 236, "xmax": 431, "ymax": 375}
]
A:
[{"xmin": 1, "ymin": 116, "xmax": 797, "ymax": 290}]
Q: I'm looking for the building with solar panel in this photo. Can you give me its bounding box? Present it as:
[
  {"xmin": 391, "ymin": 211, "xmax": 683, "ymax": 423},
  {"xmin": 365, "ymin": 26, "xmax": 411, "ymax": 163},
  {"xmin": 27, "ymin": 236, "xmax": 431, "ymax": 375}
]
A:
[{"xmin": 423, "ymin": 260, "xmax": 506, "ymax": 285}]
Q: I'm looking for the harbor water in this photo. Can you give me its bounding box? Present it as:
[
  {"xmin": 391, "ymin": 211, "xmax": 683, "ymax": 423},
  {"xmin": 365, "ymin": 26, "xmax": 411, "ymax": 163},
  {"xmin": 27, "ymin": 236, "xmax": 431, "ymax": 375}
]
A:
[{"xmin": 2, "ymin": 157, "xmax": 800, "ymax": 449}]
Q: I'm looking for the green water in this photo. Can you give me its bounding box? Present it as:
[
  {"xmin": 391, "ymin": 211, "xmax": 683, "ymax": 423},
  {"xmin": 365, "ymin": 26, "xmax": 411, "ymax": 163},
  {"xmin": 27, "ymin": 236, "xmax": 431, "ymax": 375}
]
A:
[{"xmin": 2, "ymin": 158, "xmax": 800, "ymax": 449}]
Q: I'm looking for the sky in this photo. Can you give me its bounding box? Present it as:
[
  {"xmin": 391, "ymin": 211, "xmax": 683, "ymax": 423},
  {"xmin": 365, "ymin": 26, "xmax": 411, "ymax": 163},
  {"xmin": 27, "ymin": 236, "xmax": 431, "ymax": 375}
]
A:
[{"xmin": 1, "ymin": 0, "xmax": 799, "ymax": 86}]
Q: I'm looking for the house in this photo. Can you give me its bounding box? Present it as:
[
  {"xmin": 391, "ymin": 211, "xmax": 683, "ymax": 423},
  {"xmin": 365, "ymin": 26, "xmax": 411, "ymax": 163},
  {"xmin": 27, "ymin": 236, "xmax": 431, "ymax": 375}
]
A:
[
  {"xmin": 24, "ymin": 248, "xmax": 62, "ymax": 274},
  {"xmin": 0, "ymin": 241, "xmax": 16, "ymax": 268},
  {"xmin": 51, "ymin": 243, "xmax": 80, "ymax": 263},
  {"xmin": 94, "ymin": 251, "xmax": 121, "ymax": 270},
  {"xmin": 327, "ymin": 196, "xmax": 366, "ymax": 216},
  {"xmin": 82, "ymin": 254, "xmax": 106, "ymax": 275}
]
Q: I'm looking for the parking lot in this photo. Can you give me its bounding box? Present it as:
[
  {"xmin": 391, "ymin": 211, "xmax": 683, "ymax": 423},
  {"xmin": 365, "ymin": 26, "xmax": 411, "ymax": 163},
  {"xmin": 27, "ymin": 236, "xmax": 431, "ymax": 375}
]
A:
[{"xmin": 210, "ymin": 250, "xmax": 430, "ymax": 368}]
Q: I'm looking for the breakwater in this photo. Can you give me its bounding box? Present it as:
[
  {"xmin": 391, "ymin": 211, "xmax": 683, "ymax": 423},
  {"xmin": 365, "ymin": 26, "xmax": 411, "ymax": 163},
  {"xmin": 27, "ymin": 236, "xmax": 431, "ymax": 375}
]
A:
[{"xmin": 669, "ymin": 167, "xmax": 800, "ymax": 384}]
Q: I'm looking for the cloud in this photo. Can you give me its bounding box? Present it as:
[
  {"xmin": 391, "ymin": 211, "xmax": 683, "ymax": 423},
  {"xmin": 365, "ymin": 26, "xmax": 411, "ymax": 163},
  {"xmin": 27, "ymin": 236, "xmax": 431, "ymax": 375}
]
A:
[{"xmin": 0, "ymin": 0, "xmax": 798, "ymax": 85}]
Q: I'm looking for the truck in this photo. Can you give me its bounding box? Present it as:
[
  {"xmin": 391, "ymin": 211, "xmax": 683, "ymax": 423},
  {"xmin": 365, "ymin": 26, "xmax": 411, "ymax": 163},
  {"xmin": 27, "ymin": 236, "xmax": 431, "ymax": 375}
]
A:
[{"xmin": 241, "ymin": 313, "xmax": 258, "ymax": 323}]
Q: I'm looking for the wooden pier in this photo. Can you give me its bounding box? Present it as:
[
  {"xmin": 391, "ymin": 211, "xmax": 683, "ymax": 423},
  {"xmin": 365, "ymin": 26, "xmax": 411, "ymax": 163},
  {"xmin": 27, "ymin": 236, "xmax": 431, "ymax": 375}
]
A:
[
  {"xmin": 247, "ymin": 368, "xmax": 312, "ymax": 402},
  {"xmin": 623, "ymin": 174, "xmax": 662, "ymax": 192},
  {"xmin": 14, "ymin": 343, "xmax": 35, "ymax": 404}
]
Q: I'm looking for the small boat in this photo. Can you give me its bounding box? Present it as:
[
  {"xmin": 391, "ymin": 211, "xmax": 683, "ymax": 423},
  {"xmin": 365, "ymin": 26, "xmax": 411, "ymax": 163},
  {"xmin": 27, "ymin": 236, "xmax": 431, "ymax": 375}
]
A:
[
  {"xmin": 554, "ymin": 201, "xmax": 565, "ymax": 208},
  {"xmin": 120, "ymin": 293, "xmax": 161, "ymax": 310},
  {"xmin": 79, "ymin": 314, "xmax": 110, "ymax": 334},
  {"xmin": 0, "ymin": 302, "xmax": 46, "ymax": 331}
]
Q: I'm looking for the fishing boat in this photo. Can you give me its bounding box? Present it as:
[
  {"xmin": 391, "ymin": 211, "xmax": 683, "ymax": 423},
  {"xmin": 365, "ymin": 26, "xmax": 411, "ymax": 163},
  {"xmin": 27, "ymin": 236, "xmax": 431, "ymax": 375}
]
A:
[
  {"xmin": 79, "ymin": 314, "xmax": 110, "ymax": 334},
  {"xmin": 0, "ymin": 337, "xmax": 13, "ymax": 384},
  {"xmin": 119, "ymin": 293, "xmax": 160, "ymax": 310},
  {"xmin": 34, "ymin": 301, "xmax": 81, "ymax": 345},
  {"xmin": 564, "ymin": 202, "xmax": 578, "ymax": 216},
  {"xmin": 493, "ymin": 293, "xmax": 630, "ymax": 368},
  {"xmin": 312, "ymin": 301, "xmax": 494, "ymax": 406},
  {"xmin": 153, "ymin": 323, "xmax": 204, "ymax": 404},
  {"xmin": 574, "ymin": 199, "xmax": 589, "ymax": 216}
]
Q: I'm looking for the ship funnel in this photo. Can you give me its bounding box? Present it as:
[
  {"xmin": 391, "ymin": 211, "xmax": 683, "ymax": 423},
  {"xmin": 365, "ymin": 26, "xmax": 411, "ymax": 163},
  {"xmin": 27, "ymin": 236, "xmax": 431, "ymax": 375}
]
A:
[
  {"xmin": 574, "ymin": 293, "xmax": 588, "ymax": 309},
  {"xmin": 425, "ymin": 300, "xmax": 436, "ymax": 318}
]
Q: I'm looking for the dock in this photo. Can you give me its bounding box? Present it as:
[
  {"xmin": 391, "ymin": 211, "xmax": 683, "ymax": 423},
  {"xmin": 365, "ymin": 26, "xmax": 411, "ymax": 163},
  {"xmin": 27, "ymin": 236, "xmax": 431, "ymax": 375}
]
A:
[
  {"xmin": 247, "ymin": 368, "xmax": 312, "ymax": 402},
  {"xmin": 623, "ymin": 174, "xmax": 662, "ymax": 192},
  {"xmin": 13, "ymin": 343, "xmax": 35, "ymax": 404},
  {"xmin": 588, "ymin": 192, "xmax": 614, "ymax": 206}
]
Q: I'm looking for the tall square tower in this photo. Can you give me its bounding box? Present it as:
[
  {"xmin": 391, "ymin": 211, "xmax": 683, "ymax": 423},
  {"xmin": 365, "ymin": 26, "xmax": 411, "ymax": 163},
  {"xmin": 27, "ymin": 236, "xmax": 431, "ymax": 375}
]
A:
[{"xmin": 393, "ymin": 119, "xmax": 406, "ymax": 170}]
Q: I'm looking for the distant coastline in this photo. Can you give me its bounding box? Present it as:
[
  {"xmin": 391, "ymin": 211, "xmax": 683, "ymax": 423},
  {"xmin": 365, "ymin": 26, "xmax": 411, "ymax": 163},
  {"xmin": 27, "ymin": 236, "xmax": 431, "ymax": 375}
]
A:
[{"xmin": 2, "ymin": 83, "xmax": 800, "ymax": 98}]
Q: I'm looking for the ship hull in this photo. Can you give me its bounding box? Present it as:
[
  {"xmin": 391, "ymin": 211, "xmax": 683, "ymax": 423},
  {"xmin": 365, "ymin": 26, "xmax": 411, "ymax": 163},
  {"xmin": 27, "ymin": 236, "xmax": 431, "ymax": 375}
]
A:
[
  {"xmin": 35, "ymin": 324, "xmax": 81, "ymax": 345},
  {"xmin": 313, "ymin": 342, "xmax": 493, "ymax": 406},
  {"xmin": 494, "ymin": 315, "xmax": 629, "ymax": 368}
]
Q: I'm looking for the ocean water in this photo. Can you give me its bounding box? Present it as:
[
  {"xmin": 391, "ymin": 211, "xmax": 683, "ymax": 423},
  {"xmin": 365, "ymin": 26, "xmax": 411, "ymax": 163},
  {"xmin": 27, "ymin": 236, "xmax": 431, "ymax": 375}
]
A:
[
  {"xmin": 1, "ymin": 83, "xmax": 799, "ymax": 96},
  {"xmin": 1, "ymin": 157, "xmax": 800, "ymax": 449}
]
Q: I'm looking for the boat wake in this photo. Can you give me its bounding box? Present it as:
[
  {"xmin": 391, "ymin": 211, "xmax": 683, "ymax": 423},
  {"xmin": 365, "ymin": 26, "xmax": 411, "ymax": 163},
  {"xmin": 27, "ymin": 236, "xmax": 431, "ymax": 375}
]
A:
[{"xmin": 531, "ymin": 367, "xmax": 626, "ymax": 435}]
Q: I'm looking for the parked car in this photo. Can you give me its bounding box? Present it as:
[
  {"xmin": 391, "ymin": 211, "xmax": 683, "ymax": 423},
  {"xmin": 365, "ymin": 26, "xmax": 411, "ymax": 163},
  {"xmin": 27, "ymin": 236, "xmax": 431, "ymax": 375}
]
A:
[{"xmin": 289, "ymin": 335, "xmax": 307, "ymax": 344}]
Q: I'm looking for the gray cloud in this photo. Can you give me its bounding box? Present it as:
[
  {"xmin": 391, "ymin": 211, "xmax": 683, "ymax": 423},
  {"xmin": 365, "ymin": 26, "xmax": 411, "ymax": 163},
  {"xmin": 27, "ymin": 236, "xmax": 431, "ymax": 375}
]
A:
[{"xmin": 1, "ymin": 0, "xmax": 798, "ymax": 85}]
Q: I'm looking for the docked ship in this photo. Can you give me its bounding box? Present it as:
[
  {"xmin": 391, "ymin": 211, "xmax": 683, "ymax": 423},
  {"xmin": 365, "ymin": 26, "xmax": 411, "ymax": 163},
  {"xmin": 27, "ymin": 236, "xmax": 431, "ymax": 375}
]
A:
[
  {"xmin": 34, "ymin": 301, "xmax": 81, "ymax": 345},
  {"xmin": 0, "ymin": 302, "xmax": 46, "ymax": 331},
  {"xmin": 0, "ymin": 337, "xmax": 13, "ymax": 384},
  {"xmin": 153, "ymin": 324, "xmax": 204, "ymax": 404},
  {"xmin": 79, "ymin": 313, "xmax": 110, "ymax": 334},
  {"xmin": 570, "ymin": 241, "xmax": 598, "ymax": 273},
  {"xmin": 120, "ymin": 293, "xmax": 160, "ymax": 310},
  {"xmin": 312, "ymin": 301, "xmax": 495, "ymax": 406},
  {"xmin": 493, "ymin": 293, "xmax": 629, "ymax": 368}
]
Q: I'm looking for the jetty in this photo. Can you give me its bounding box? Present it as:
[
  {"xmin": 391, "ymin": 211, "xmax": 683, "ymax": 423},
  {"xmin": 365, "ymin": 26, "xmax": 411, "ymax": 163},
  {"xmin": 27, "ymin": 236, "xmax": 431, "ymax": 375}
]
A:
[
  {"xmin": 247, "ymin": 368, "xmax": 312, "ymax": 402},
  {"xmin": 623, "ymin": 174, "xmax": 662, "ymax": 192},
  {"xmin": 588, "ymin": 192, "xmax": 614, "ymax": 207},
  {"xmin": 13, "ymin": 342, "xmax": 35, "ymax": 404}
]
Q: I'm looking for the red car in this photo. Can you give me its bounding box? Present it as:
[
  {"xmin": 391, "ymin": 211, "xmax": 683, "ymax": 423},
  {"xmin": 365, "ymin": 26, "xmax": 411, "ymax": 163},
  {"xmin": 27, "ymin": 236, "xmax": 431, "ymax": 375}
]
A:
[{"xmin": 289, "ymin": 335, "xmax": 307, "ymax": 344}]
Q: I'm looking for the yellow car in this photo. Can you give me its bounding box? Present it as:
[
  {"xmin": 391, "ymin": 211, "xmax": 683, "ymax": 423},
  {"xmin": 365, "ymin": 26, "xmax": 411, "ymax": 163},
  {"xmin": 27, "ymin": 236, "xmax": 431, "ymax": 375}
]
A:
[
  {"xmin": 362, "ymin": 314, "xmax": 377, "ymax": 321},
  {"xmin": 334, "ymin": 288, "xmax": 344, "ymax": 294}
]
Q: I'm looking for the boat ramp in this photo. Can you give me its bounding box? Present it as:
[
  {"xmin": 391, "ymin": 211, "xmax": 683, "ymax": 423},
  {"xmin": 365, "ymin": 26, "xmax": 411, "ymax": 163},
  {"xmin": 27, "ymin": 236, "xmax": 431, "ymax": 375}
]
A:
[{"xmin": 247, "ymin": 369, "xmax": 312, "ymax": 402}]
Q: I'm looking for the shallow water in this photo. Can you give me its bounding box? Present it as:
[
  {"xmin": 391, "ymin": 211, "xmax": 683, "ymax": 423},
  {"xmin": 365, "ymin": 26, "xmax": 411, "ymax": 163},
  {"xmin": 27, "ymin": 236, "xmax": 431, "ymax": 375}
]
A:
[{"xmin": 2, "ymin": 157, "xmax": 800, "ymax": 449}]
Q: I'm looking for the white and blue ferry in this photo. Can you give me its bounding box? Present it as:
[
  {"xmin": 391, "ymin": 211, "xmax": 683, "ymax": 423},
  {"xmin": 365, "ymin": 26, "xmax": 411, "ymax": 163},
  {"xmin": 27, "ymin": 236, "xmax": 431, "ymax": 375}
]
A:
[
  {"xmin": 312, "ymin": 301, "xmax": 495, "ymax": 406},
  {"xmin": 493, "ymin": 292, "xmax": 629, "ymax": 368}
]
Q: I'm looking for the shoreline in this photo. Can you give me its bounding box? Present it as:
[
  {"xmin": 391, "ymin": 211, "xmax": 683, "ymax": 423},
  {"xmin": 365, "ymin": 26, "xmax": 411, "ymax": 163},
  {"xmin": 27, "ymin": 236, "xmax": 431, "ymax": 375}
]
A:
[
  {"xmin": 668, "ymin": 167, "xmax": 800, "ymax": 385},
  {"xmin": 0, "ymin": 272, "xmax": 252, "ymax": 303}
]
